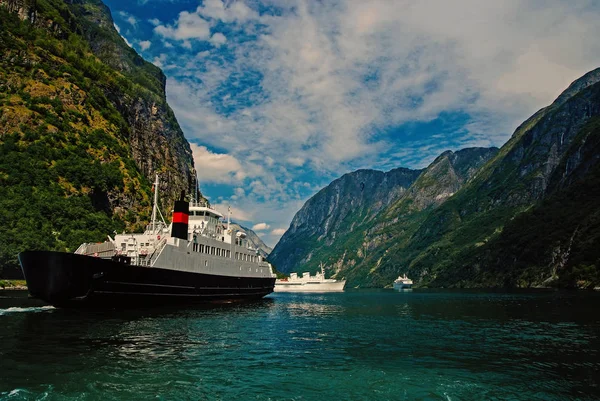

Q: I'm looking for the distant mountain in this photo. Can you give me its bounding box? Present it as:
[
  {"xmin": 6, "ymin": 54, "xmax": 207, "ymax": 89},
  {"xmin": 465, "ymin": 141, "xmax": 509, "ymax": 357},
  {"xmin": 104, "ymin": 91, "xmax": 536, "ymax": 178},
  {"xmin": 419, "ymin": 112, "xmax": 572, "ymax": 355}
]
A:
[
  {"xmin": 269, "ymin": 167, "xmax": 423, "ymax": 274},
  {"xmin": 271, "ymin": 68, "xmax": 600, "ymax": 289},
  {"xmin": 0, "ymin": 0, "xmax": 198, "ymax": 274}
]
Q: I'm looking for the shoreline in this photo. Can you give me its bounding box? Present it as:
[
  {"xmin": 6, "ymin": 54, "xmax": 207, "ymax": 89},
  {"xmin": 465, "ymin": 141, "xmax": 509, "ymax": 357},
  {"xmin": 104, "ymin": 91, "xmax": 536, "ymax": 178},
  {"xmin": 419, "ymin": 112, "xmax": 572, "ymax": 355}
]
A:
[{"xmin": 0, "ymin": 280, "xmax": 28, "ymax": 290}]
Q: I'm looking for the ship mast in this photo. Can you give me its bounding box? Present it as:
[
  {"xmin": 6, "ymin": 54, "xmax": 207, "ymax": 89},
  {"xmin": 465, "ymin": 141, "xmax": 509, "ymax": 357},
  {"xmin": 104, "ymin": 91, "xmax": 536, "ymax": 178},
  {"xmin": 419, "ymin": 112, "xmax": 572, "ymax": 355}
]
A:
[
  {"xmin": 151, "ymin": 173, "xmax": 159, "ymax": 234},
  {"xmin": 191, "ymin": 170, "xmax": 196, "ymax": 206}
]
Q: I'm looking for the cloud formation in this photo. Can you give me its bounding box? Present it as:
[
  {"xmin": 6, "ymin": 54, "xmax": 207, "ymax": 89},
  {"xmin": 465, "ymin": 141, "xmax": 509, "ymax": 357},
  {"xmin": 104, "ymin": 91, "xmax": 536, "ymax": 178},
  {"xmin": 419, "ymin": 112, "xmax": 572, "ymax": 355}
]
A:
[
  {"xmin": 252, "ymin": 223, "xmax": 270, "ymax": 231},
  {"xmin": 190, "ymin": 144, "xmax": 246, "ymax": 184},
  {"xmin": 110, "ymin": 0, "xmax": 600, "ymax": 245},
  {"xmin": 139, "ymin": 40, "xmax": 152, "ymax": 51}
]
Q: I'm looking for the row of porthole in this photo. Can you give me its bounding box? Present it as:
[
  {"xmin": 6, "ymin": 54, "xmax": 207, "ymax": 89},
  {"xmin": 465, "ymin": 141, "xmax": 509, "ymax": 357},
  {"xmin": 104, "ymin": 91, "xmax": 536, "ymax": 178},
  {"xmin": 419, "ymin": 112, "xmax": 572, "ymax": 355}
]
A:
[{"xmin": 192, "ymin": 244, "xmax": 257, "ymax": 263}]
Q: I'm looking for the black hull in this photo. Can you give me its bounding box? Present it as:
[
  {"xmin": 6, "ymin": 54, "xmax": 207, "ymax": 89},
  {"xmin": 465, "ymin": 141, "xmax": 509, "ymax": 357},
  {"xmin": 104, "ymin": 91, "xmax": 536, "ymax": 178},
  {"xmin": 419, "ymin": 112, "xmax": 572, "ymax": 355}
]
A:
[{"xmin": 18, "ymin": 251, "xmax": 275, "ymax": 308}]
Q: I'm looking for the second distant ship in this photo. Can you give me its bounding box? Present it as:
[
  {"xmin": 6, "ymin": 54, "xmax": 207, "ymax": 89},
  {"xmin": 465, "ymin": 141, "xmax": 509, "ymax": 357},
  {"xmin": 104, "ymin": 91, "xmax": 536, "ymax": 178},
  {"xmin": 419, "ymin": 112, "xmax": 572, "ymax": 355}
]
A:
[
  {"xmin": 274, "ymin": 265, "xmax": 346, "ymax": 292},
  {"xmin": 393, "ymin": 274, "xmax": 413, "ymax": 290}
]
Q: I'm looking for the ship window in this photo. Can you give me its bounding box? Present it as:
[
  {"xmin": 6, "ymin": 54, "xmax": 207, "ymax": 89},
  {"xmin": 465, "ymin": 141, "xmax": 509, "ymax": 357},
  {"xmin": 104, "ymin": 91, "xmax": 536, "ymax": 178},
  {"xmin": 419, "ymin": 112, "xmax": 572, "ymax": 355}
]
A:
[
  {"xmin": 226, "ymin": 250, "xmax": 231, "ymax": 258},
  {"xmin": 205, "ymin": 260, "xmax": 208, "ymax": 267},
  {"xmin": 211, "ymin": 247, "xmax": 215, "ymax": 255}
]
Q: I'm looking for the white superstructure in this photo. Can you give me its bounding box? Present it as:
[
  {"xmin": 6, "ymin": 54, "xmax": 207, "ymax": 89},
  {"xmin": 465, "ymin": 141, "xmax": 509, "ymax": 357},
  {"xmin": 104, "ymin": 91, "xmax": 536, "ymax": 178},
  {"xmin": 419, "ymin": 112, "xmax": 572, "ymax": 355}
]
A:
[
  {"xmin": 274, "ymin": 265, "xmax": 346, "ymax": 292},
  {"xmin": 74, "ymin": 174, "xmax": 276, "ymax": 280}
]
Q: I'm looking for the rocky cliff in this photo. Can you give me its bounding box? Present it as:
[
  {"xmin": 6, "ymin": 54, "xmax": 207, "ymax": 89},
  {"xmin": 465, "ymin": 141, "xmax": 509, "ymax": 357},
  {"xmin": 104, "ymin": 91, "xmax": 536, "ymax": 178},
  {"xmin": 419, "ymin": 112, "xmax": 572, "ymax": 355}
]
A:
[
  {"xmin": 0, "ymin": 0, "xmax": 198, "ymax": 273},
  {"xmin": 269, "ymin": 168, "xmax": 422, "ymax": 274},
  {"xmin": 271, "ymin": 68, "xmax": 600, "ymax": 289}
]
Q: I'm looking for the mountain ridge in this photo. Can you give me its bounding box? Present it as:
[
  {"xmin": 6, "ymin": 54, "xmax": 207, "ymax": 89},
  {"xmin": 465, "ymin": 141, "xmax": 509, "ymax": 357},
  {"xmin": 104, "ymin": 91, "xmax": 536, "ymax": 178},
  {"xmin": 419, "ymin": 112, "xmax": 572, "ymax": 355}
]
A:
[{"xmin": 271, "ymin": 68, "xmax": 600, "ymax": 289}]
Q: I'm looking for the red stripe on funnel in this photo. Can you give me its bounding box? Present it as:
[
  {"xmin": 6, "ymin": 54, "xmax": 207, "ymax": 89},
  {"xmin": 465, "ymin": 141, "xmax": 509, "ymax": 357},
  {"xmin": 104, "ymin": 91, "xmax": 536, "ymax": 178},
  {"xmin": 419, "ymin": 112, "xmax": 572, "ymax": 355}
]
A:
[{"xmin": 172, "ymin": 212, "xmax": 189, "ymax": 224}]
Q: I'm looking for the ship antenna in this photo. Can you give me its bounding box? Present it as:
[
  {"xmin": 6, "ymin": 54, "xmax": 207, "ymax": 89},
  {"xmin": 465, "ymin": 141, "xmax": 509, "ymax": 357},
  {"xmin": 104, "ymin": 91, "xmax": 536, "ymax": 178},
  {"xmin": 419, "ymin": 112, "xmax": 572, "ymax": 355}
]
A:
[{"xmin": 151, "ymin": 173, "xmax": 159, "ymax": 234}]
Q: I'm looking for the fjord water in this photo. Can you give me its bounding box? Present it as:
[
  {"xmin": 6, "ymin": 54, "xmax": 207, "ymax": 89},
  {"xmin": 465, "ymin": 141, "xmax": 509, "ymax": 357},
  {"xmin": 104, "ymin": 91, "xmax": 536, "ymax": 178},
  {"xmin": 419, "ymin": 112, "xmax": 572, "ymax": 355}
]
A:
[{"xmin": 1, "ymin": 290, "xmax": 599, "ymax": 400}]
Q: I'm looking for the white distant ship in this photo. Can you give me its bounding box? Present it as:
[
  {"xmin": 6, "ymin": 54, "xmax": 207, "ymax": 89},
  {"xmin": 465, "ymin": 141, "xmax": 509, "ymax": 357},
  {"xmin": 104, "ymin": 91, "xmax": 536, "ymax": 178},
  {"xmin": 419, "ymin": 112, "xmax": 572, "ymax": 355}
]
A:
[
  {"xmin": 274, "ymin": 265, "xmax": 346, "ymax": 292},
  {"xmin": 393, "ymin": 274, "xmax": 413, "ymax": 290}
]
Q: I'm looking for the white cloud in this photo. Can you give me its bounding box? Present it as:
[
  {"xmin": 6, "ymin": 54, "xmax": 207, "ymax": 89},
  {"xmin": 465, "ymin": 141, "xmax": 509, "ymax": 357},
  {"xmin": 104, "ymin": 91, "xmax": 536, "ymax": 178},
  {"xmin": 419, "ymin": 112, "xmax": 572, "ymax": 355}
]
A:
[
  {"xmin": 191, "ymin": 143, "xmax": 247, "ymax": 184},
  {"xmin": 148, "ymin": 18, "xmax": 161, "ymax": 26},
  {"xmin": 152, "ymin": 53, "xmax": 167, "ymax": 68},
  {"xmin": 118, "ymin": 11, "xmax": 138, "ymax": 27},
  {"xmin": 154, "ymin": 11, "xmax": 211, "ymax": 41},
  {"xmin": 212, "ymin": 203, "xmax": 252, "ymax": 221},
  {"xmin": 271, "ymin": 228, "xmax": 286, "ymax": 236},
  {"xmin": 197, "ymin": 0, "xmax": 258, "ymax": 23},
  {"xmin": 209, "ymin": 32, "xmax": 227, "ymax": 47},
  {"xmin": 252, "ymin": 223, "xmax": 270, "ymax": 231},
  {"xmin": 139, "ymin": 40, "xmax": 152, "ymax": 51},
  {"xmin": 137, "ymin": 0, "xmax": 600, "ymax": 246}
]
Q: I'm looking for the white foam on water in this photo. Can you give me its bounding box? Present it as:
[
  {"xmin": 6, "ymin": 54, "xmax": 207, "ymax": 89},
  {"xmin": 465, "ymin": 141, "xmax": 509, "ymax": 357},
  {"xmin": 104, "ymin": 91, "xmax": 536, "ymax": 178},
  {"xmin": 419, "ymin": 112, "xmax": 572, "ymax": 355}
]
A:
[{"xmin": 0, "ymin": 306, "xmax": 55, "ymax": 316}]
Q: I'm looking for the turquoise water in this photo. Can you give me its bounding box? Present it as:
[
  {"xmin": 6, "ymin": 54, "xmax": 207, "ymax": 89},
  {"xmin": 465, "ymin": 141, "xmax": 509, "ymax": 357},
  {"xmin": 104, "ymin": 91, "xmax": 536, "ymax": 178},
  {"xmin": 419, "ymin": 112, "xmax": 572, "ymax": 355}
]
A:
[{"xmin": 1, "ymin": 289, "xmax": 599, "ymax": 400}]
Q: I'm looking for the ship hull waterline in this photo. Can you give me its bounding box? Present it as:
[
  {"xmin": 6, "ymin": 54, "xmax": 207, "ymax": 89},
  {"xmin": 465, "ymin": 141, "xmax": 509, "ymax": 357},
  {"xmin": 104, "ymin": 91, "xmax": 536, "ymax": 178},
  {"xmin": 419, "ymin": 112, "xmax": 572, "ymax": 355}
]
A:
[{"xmin": 18, "ymin": 251, "xmax": 275, "ymax": 308}]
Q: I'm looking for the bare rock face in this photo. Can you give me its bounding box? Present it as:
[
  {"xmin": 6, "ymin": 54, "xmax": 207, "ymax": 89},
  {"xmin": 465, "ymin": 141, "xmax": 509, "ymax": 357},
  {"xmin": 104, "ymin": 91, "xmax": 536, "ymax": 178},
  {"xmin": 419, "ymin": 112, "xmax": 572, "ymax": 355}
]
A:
[
  {"xmin": 269, "ymin": 168, "xmax": 422, "ymax": 274},
  {"xmin": 64, "ymin": 0, "xmax": 197, "ymax": 207}
]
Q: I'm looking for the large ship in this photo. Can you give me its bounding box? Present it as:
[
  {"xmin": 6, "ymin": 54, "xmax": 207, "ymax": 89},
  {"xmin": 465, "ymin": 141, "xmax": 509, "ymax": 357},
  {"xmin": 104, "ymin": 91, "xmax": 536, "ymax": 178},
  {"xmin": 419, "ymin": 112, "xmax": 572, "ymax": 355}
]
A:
[
  {"xmin": 393, "ymin": 274, "xmax": 413, "ymax": 290},
  {"xmin": 18, "ymin": 175, "xmax": 276, "ymax": 307},
  {"xmin": 274, "ymin": 265, "xmax": 346, "ymax": 292}
]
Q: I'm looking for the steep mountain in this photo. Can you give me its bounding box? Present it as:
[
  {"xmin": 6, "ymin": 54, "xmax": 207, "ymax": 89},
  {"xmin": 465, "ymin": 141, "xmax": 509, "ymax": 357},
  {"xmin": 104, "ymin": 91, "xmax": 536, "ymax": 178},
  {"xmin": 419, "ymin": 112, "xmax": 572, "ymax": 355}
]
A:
[
  {"xmin": 401, "ymin": 68, "xmax": 600, "ymax": 288},
  {"xmin": 272, "ymin": 68, "xmax": 600, "ymax": 289},
  {"xmin": 0, "ymin": 0, "xmax": 199, "ymax": 274},
  {"xmin": 269, "ymin": 167, "xmax": 423, "ymax": 274},
  {"xmin": 270, "ymin": 148, "xmax": 498, "ymax": 283}
]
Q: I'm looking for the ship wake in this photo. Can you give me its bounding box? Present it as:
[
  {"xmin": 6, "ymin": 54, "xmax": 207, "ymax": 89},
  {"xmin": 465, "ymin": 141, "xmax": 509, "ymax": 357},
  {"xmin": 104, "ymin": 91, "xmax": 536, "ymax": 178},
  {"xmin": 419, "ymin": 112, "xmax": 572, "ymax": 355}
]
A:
[{"xmin": 0, "ymin": 306, "xmax": 55, "ymax": 316}]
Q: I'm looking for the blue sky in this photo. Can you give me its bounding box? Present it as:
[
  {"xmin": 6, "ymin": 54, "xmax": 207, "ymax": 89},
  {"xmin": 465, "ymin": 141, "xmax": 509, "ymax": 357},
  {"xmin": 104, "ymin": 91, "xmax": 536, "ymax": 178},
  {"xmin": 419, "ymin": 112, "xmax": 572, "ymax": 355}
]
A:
[{"xmin": 104, "ymin": 0, "xmax": 600, "ymax": 247}]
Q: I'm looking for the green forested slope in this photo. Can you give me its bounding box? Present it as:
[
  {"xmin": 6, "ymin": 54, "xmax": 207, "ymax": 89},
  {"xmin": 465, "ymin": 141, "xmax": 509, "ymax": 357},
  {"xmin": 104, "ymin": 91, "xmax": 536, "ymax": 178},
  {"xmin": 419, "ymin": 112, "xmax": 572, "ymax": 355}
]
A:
[{"xmin": 0, "ymin": 1, "xmax": 194, "ymax": 275}]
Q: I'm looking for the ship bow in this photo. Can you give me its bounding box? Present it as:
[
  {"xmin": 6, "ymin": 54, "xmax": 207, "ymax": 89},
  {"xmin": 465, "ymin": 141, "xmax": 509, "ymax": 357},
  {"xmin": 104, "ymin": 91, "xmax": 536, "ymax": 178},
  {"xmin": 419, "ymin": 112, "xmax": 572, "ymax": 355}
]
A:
[{"xmin": 18, "ymin": 251, "xmax": 93, "ymax": 304}]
